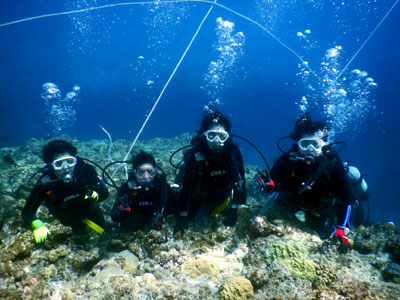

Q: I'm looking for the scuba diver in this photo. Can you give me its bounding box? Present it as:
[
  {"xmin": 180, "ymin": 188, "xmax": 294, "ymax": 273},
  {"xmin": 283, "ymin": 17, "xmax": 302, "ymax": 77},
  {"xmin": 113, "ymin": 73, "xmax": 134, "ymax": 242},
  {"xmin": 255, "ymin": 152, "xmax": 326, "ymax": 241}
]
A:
[
  {"xmin": 270, "ymin": 113, "xmax": 353, "ymax": 248},
  {"xmin": 110, "ymin": 151, "xmax": 175, "ymax": 231},
  {"xmin": 173, "ymin": 110, "xmax": 247, "ymax": 235},
  {"xmin": 22, "ymin": 140, "xmax": 109, "ymax": 244}
]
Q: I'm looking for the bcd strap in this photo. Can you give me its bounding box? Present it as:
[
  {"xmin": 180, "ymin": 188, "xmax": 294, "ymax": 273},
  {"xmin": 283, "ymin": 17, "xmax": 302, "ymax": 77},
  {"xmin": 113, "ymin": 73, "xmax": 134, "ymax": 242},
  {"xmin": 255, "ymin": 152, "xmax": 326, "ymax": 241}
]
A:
[
  {"xmin": 40, "ymin": 175, "xmax": 52, "ymax": 184},
  {"xmin": 158, "ymin": 174, "xmax": 168, "ymax": 215},
  {"xmin": 299, "ymin": 155, "xmax": 337, "ymax": 194},
  {"xmin": 195, "ymin": 152, "xmax": 205, "ymax": 162},
  {"xmin": 128, "ymin": 180, "xmax": 138, "ymax": 189},
  {"xmin": 228, "ymin": 150, "xmax": 243, "ymax": 194}
]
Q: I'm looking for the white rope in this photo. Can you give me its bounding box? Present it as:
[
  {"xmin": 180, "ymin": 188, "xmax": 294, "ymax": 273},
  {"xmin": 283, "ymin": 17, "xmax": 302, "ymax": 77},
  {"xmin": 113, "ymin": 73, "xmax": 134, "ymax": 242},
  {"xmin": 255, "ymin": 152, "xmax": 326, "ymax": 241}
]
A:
[
  {"xmin": 99, "ymin": 125, "xmax": 114, "ymax": 162},
  {"xmin": 112, "ymin": 0, "xmax": 217, "ymax": 178},
  {"xmin": 0, "ymin": 0, "xmax": 317, "ymax": 78},
  {"xmin": 335, "ymin": 0, "xmax": 400, "ymax": 82}
]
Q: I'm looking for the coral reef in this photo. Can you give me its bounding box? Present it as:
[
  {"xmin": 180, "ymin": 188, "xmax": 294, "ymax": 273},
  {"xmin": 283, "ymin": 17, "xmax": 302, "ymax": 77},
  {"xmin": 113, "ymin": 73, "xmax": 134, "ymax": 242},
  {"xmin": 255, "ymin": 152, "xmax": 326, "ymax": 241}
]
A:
[
  {"xmin": 218, "ymin": 276, "xmax": 254, "ymax": 300},
  {"xmin": 0, "ymin": 135, "xmax": 399, "ymax": 299},
  {"xmin": 265, "ymin": 241, "xmax": 317, "ymax": 280}
]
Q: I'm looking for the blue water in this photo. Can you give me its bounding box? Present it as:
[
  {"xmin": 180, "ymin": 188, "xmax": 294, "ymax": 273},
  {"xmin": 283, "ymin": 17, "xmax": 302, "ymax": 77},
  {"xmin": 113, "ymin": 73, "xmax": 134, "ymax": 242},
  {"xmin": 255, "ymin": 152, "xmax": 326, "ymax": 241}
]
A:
[{"xmin": 1, "ymin": 0, "xmax": 399, "ymax": 224}]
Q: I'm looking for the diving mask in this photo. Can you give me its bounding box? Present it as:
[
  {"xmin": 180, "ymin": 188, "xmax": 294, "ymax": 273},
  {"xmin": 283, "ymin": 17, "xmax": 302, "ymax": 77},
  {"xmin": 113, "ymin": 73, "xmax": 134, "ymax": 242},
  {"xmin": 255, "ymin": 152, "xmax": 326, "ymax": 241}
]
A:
[
  {"xmin": 298, "ymin": 137, "xmax": 324, "ymax": 152},
  {"xmin": 51, "ymin": 156, "xmax": 77, "ymax": 170},
  {"xmin": 204, "ymin": 129, "xmax": 229, "ymax": 143},
  {"xmin": 135, "ymin": 166, "xmax": 157, "ymax": 179}
]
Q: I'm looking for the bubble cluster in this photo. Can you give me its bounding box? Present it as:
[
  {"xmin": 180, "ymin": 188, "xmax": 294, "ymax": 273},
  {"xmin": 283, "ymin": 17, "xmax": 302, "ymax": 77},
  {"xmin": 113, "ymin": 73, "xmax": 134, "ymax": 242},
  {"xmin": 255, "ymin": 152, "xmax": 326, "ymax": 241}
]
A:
[
  {"xmin": 144, "ymin": 1, "xmax": 190, "ymax": 55},
  {"xmin": 202, "ymin": 17, "xmax": 245, "ymax": 113},
  {"xmin": 131, "ymin": 1, "xmax": 191, "ymax": 106},
  {"xmin": 41, "ymin": 83, "xmax": 80, "ymax": 134},
  {"xmin": 65, "ymin": 0, "xmax": 112, "ymax": 56},
  {"xmin": 296, "ymin": 29, "xmax": 318, "ymax": 52},
  {"xmin": 296, "ymin": 46, "xmax": 377, "ymax": 134},
  {"xmin": 329, "ymin": 0, "xmax": 392, "ymax": 50},
  {"xmin": 41, "ymin": 83, "xmax": 62, "ymax": 102},
  {"xmin": 255, "ymin": 0, "xmax": 323, "ymax": 33}
]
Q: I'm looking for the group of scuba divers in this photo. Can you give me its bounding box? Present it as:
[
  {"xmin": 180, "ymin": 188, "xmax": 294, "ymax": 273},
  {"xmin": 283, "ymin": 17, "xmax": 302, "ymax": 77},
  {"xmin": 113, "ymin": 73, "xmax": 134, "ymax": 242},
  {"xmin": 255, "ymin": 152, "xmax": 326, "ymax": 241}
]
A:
[{"xmin": 22, "ymin": 110, "xmax": 370, "ymax": 249}]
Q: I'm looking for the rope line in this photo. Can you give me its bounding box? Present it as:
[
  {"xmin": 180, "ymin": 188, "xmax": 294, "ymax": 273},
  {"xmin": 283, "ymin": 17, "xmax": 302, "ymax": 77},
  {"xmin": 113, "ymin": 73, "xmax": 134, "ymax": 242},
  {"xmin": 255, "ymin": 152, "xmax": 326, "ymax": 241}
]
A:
[
  {"xmin": 111, "ymin": 0, "xmax": 217, "ymax": 178},
  {"xmin": 0, "ymin": 0, "xmax": 317, "ymax": 79},
  {"xmin": 335, "ymin": 0, "xmax": 400, "ymax": 82}
]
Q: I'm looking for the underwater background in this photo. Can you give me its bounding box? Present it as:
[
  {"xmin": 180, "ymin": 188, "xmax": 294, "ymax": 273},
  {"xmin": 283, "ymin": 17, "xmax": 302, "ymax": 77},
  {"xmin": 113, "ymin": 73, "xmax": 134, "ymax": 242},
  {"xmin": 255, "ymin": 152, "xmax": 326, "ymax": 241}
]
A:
[{"xmin": 1, "ymin": 0, "xmax": 399, "ymax": 226}]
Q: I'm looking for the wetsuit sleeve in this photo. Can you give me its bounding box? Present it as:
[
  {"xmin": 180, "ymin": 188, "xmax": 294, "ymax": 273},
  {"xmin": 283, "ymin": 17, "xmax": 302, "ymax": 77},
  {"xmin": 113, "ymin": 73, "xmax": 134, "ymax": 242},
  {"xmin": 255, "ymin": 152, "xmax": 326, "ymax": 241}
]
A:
[
  {"xmin": 85, "ymin": 164, "xmax": 109, "ymax": 202},
  {"xmin": 154, "ymin": 175, "xmax": 169, "ymax": 214},
  {"xmin": 232, "ymin": 149, "xmax": 246, "ymax": 205},
  {"xmin": 270, "ymin": 154, "xmax": 291, "ymax": 191},
  {"xmin": 331, "ymin": 157, "xmax": 353, "ymax": 227},
  {"xmin": 110, "ymin": 183, "xmax": 129, "ymax": 222},
  {"xmin": 165, "ymin": 184, "xmax": 177, "ymax": 217},
  {"xmin": 22, "ymin": 184, "xmax": 46, "ymax": 224},
  {"xmin": 177, "ymin": 149, "xmax": 197, "ymax": 215}
]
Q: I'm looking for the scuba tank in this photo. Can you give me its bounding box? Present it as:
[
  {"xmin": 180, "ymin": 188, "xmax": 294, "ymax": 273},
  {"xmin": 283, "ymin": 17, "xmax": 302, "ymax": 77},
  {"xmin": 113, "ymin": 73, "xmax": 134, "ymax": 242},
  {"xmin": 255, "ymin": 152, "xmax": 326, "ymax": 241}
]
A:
[{"xmin": 346, "ymin": 165, "xmax": 369, "ymax": 201}]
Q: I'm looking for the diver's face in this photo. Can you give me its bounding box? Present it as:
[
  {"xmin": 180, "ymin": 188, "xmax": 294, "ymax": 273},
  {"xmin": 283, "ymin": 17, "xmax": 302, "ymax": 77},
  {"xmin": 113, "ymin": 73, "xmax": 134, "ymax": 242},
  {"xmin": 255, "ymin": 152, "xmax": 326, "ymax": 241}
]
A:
[
  {"xmin": 297, "ymin": 134, "xmax": 325, "ymax": 157},
  {"xmin": 134, "ymin": 163, "xmax": 157, "ymax": 186},
  {"xmin": 51, "ymin": 152, "xmax": 76, "ymax": 182},
  {"xmin": 205, "ymin": 124, "xmax": 229, "ymax": 153}
]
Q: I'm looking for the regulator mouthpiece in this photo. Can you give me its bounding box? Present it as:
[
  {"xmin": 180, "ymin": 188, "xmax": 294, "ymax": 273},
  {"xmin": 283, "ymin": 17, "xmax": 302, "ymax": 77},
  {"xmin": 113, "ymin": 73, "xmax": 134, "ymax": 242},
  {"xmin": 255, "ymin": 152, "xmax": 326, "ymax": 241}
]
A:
[{"xmin": 62, "ymin": 173, "xmax": 73, "ymax": 183}]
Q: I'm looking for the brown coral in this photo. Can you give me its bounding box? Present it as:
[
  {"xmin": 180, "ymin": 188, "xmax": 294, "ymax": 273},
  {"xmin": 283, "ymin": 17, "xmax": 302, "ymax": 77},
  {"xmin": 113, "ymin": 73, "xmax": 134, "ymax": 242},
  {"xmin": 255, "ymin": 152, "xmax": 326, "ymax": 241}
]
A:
[{"xmin": 218, "ymin": 276, "xmax": 254, "ymax": 300}]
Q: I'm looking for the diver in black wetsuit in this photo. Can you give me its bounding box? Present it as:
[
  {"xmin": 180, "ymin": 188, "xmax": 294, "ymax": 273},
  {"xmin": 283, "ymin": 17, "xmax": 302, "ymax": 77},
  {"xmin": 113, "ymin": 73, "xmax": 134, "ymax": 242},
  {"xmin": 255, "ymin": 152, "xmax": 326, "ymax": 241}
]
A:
[
  {"xmin": 22, "ymin": 140, "xmax": 109, "ymax": 243},
  {"xmin": 110, "ymin": 151, "xmax": 175, "ymax": 231},
  {"xmin": 270, "ymin": 114, "xmax": 353, "ymax": 248},
  {"xmin": 174, "ymin": 110, "xmax": 246, "ymax": 235}
]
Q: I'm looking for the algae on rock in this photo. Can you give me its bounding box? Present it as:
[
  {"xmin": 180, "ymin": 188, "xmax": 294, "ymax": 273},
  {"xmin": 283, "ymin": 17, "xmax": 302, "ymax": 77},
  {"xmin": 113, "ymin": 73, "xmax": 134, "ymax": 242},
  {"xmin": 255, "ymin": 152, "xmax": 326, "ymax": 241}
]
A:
[{"xmin": 265, "ymin": 240, "xmax": 317, "ymax": 280}]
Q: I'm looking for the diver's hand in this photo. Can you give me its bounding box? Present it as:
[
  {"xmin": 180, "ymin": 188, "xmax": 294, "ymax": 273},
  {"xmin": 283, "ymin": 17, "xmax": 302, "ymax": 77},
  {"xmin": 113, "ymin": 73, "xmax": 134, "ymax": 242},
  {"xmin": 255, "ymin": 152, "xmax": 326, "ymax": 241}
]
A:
[
  {"xmin": 152, "ymin": 212, "xmax": 164, "ymax": 229},
  {"xmin": 117, "ymin": 204, "xmax": 132, "ymax": 218},
  {"xmin": 85, "ymin": 190, "xmax": 99, "ymax": 202},
  {"xmin": 331, "ymin": 227, "xmax": 352, "ymax": 248},
  {"xmin": 31, "ymin": 220, "xmax": 50, "ymax": 244},
  {"xmin": 257, "ymin": 169, "xmax": 275, "ymax": 193}
]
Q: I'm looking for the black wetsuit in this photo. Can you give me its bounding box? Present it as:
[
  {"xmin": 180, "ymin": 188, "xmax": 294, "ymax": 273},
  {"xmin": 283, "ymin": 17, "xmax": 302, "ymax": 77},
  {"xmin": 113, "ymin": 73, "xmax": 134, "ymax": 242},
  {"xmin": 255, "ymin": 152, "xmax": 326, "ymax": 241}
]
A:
[
  {"xmin": 177, "ymin": 136, "xmax": 246, "ymax": 223},
  {"xmin": 22, "ymin": 158, "xmax": 108, "ymax": 232},
  {"xmin": 270, "ymin": 148, "xmax": 352, "ymax": 233},
  {"xmin": 110, "ymin": 173, "xmax": 175, "ymax": 231}
]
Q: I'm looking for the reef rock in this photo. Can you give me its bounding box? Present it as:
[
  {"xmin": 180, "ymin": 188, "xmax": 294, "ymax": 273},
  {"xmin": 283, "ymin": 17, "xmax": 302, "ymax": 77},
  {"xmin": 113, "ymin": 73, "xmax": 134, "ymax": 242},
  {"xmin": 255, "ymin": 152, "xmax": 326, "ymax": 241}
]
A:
[
  {"xmin": 383, "ymin": 263, "xmax": 400, "ymax": 284},
  {"xmin": 0, "ymin": 136, "xmax": 400, "ymax": 300},
  {"xmin": 218, "ymin": 276, "xmax": 254, "ymax": 300}
]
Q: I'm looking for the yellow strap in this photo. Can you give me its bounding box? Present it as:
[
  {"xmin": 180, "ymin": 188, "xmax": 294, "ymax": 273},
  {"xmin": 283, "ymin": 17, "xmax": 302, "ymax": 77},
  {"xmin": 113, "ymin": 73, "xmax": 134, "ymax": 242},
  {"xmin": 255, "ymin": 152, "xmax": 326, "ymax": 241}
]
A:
[
  {"xmin": 84, "ymin": 218, "xmax": 104, "ymax": 235},
  {"xmin": 210, "ymin": 197, "xmax": 231, "ymax": 217}
]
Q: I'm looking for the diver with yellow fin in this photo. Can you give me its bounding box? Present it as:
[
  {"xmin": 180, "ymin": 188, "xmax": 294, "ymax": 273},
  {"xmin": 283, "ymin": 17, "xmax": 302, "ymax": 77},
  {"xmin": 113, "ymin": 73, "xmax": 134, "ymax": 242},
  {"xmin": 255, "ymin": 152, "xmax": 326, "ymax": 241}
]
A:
[
  {"xmin": 171, "ymin": 110, "xmax": 247, "ymax": 235},
  {"xmin": 22, "ymin": 140, "xmax": 108, "ymax": 243}
]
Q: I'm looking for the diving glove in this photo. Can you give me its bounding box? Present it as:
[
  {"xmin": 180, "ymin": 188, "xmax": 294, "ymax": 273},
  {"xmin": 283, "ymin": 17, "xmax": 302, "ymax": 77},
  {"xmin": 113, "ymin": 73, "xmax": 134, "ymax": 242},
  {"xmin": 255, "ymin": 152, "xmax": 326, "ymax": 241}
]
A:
[
  {"xmin": 117, "ymin": 204, "xmax": 132, "ymax": 218},
  {"xmin": 152, "ymin": 212, "xmax": 164, "ymax": 228},
  {"xmin": 31, "ymin": 219, "xmax": 50, "ymax": 244},
  {"xmin": 85, "ymin": 190, "xmax": 99, "ymax": 202},
  {"xmin": 331, "ymin": 226, "xmax": 352, "ymax": 248},
  {"xmin": 257, "ymin": 169, "xmax": 275, "ymax": 193}
]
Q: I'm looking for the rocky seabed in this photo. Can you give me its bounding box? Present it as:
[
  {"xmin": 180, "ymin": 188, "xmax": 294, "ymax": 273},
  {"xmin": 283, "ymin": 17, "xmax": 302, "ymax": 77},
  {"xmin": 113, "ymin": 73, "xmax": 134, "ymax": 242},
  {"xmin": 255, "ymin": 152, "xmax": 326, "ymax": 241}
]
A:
[{"xmin": 1, "ymin": 135, "xmax": 400, "ymax": 300}]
